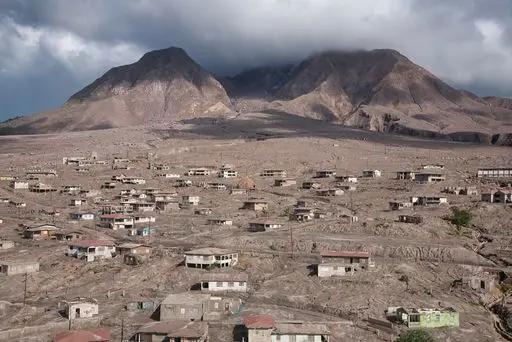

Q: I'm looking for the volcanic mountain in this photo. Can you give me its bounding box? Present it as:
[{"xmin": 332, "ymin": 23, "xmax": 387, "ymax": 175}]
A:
[
  {"xmin": 1, "ymin": 47, "xmax": 512, "ymax": 143},
  {"xmin": 0, "ymin": 47, "xmax": 231, "ymax": 134},
  {"xmin": 224, "ymin": 49, "xmax": 512, "ymax": 140}
]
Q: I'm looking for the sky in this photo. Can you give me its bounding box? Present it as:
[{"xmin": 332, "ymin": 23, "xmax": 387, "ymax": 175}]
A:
[{"xmin": 1, "ymin": 0, "xmax": 512, "ymax": 121}]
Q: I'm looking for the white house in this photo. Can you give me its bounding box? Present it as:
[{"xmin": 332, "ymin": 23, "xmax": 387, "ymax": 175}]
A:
[
  {"xmin": 64, "ymin": 298, "xmax": 99, "ymax": 319},
  {"xmin": 66, "ymin": 240, "xmax": 116, "ymax": 262},
  {"xmin": 335, "ymin": 175, "xmax": 358, "ymax": 183},
  {"xmin": 185, "ymin": 248, "xmax": 238, "ymax": 269},
  {"xmin": 182, "ymin": 195, "xmax": 200, "ymax": 206},
  {"xmin": 98, "ymin": 214, "xmax": 134, "ymax": 230},
  {"xmin": 362, "ymin": 170, "xmax": 381, "ymax": 178},
  {"xmin": 69, "ymin": 212, "xmax": 95, "ymax": 221},
  {"xmin": 10, "ymin": 181, "xmax": 29, "ymax": 190},
  {"xmin": 200, "ymin": 273, "xmax": 248, "ymax": 292}
]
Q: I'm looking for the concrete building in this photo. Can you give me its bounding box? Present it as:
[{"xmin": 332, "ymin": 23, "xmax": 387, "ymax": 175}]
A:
[
  {"xmin": 185, "ymin": 248, "xmax": 238, "ymax": 269},
  {"xmin": 398, "ymin": 215, "xmax": 423, "ymax": 224},
  {"xmin": 29, "ymin": 183, "xmax": 57, "ymax": 193},
  {"xmin": 422, "ymin": 164, "xmax": 445, "ymax": 170},
  {"xmin": 389, "ymin": 201, "xmax": 413, "ymax": 211},
  {"xmin": 243, "ymin": 315, "xmax": 330, "ymax": 342},
  {"xmin": 98, "ymin": 214, "xmax": 134, "ymax": 230},
  {"xmin": 477, "ymin": 168, "xmax": 512, "ymax": 178},
  {"xmin": 64, "ymin": 298, "xmax": 99, "ymax": 319},
  {"xmin": 248, "ymin": 221, "xmax": 282, "ymax": 232},
  {"xmin": 318, "ymin": 251, "xmax": 374, "ymax": 278},
  {"xmin": 70, "ymin": 198, "xmax": 86, "ymax": 207},
  {"xmin": 481, "ymin": 189, "xmax": 512, "ymax": 203},
  {"xmin": 134, "ymin": 320, "xmax": 208, "ymax": 342},
  {"xmin": 0, "ymin": 261, "xmax": 39, "ymax": 275},
  {"xmin": 207, "ymin": 218, "xmax": 233, "ymax": 226},
  {"xmin": 389, "ymin": 307, "xmax": 459, "ymax": 329},
  {"xmin": 207, "ymin": 182, "xmax": 227, "ymax": 190},
  {"xmin": 117, "ymin": 243, "xmax": 152, "ymax": 256},
  {"xmin": 156, "ymin": 200, "xmax": 180, "ymax": 211},
  {"xmin": 274, "ymin": 179, "xmax": 297, "ymax": 187},
  {"xmin": 335, "ymin": 175, "xmax": 358, "ymax": 183},
  {"xmin": 362, "ymin": 170, "xmax": 381, "ymax": 178},
  {"xmin": 66, "ymin": 240, "xmax": 116, "ymax": 262},
  {"xmin": 0, "ymin": 240, "xmax": 14, "ymax": 250},
  {"xmin": 134, "ymin": 214, "xmax": 156, "ymax": 224},
  {"xmin": 200, "ymin": 272, "xmax": 248, "ymax": 292},
  {"xmin": 122, "ymin": 177, "xmax": 146, "ymax": 185},
  {"xmin": 159, "ymin": 292, "xmax": 242, "ymax": 321},
  {"xmin": 23, "ymin": 224, "xmax": 61, "ymax": 240},
  {"xmin": 187, "ymin": 167, "xmax": 215, "ymax": 176},
  {"xmin": 182, "ymin": 195, "xmax": 201, "ymax": 206},
  {"xmin": 302, "ymin": 181, "xmax": 321, "ymax": 189},
  {"xmin": 261, "ymin": 170, "xmax": 287, "ymax": 177},
  {"xmin": 415, "ymin": 173, "xmax": 446, "ymax": 184},
  {"xmin": 291, "ymin": 207, "xmax": 314, "ymax": 221},
  {"xmin": 219, "ymin": 169, "xmax": 238, "ymax": 178},
  {"xmin": 194, "ymin": 208, "xmax": 213, "ymax": 216},
  {"xmin": 241, "ymin": 199, "xmax": 269, "ymax": 211},
  {"xmin": 69, "ymin": 212, "xmax": 95, "ymax": 221},
  {"xmin": 10, "ymin": 180, "xmax": 29, "ymax": 190},
  {"xmin": 396, "ymin": 171, "xmax": 416, "ymax": 180},
  {"xmin": 411, "ymin": 196, "xmax": 448, "ymax": 206},
  {"xmin": 315, "ymin": 170, "xmax": 336, "ymax": 178},
  {"xmin": 316, "ymin": 188, "xmax": 344, "ymax": 197}
]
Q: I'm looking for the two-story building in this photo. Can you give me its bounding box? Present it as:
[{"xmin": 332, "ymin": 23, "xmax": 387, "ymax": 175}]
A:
[{"xmin": 185, "ymin": 248, "xmax": 238, "ymax": 269}]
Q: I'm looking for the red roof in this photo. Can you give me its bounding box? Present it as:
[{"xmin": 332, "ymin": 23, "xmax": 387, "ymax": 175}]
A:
[
  {"xmin": 54, "ymin": 328, "xmax": 110, "ymax": 342},
  {"xmin": 243, "ymin": 315, "xmax": 275, "ymax": 329},
  {"xmin": 69, "ymin": 239, "xmax": 115, "ymax": 248},
  {"xmin": 320, "ymin": 251, "xmax": 370, "ymax": 258}
]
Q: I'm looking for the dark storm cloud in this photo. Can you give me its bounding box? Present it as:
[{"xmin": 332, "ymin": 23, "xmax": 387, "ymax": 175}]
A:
[{"xmin": 1, "ymin": 0, "xmax": 512, "ymax": 120}]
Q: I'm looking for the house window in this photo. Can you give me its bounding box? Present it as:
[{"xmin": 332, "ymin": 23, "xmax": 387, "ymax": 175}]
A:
[
  {"xmin": 180, "ymin": 308, "xmax": 185, "ymax": 314},
  {"xmin": 275, "ymin": 336, "xmax": 281, "ymax": 341},
  {"xmin": 289, "ymin": 336, "xmax": 296, "ymax": 342},
  {"xmin": 239, "ymin": 282, "xmax": 244, "ymax": 286},
  {"xmin": 216, "ymin": 282, "xmax": 222, "ymax": 287},
  {"xmin": 308, "ymin": 336, "xmax": 315, "ymax": 342},
  {"xmin": 228, "ymin": 282, "xmax": 234, "ymax": 287}
]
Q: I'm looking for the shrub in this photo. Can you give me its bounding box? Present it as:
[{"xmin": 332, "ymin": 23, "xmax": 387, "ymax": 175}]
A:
[
  {"xmin": 449, "ymin": 207, "xmax": 472, "ymax": 227},
  {"xmin": 396, "ymin": 329, "xmax": 435, "ymax": 342}
]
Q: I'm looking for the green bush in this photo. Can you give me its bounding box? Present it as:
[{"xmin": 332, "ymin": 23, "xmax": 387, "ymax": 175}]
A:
[
  {"xmin": 449, "ymin": 207, "xmax": 472, "ymax": 227},
  {"xmin": 396, "ymin": 329, "xmax": 435, "ymax": 342}
]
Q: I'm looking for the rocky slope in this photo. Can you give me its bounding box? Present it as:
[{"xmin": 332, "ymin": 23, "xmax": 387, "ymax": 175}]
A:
[
  {"xmin": 0, "ymin": 47, "xmax": 231, "ymax": 134},
  {"xmin": 226, "ymin": 49, "xmax": 512, "ymax": 139}
]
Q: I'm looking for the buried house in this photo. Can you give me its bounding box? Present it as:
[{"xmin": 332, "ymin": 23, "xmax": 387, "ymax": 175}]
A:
[
  {"xmin": 243, "ymin": 315, "xmax": 330, "ymax": 342},
  {"xmin": 386, "ymin": 307, "xmax": 459, "ymax": 329},
  {"xmin": 159, "ymin": 292, "xmax": 242, "ymax": 321},
  {"xmin": 134, "ymin": 320, "xmax": 208, "ymax": 342},
  {"xmin": 317, "ymin": 251, "xmax": 374, "ymax": 278}
]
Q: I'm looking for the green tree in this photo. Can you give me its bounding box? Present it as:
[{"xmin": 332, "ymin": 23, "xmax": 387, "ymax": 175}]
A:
[
  {"xmin": 449, "ymin": 207, "xmax": 472, "ymax": 227},
  {"xmin": 396, "ymin": 329, "xmax": 435, "ymax": 342}
]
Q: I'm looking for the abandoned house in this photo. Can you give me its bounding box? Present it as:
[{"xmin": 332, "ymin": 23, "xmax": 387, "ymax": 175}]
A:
[
  {"xmin": 10, "ymin": 180, "xmax": 29, "ymax": 190},
  {"xmin": 241, "ymin": 199, "xmax": 269, "ymax": 211},
  {"xmin": 182, "ymin": 195, "xmax": 201, "ymax": 206},
  {"xmin": 101, "ymin": 182, "xmax": 116, "ymax": 189},
  {"xmin": 70, "ymin": 198, "xmax": 86, "ymax": 207},
  {"xmin": 316, "ymin": 188, "xmax": 344, "ymax": 197},
  {"xmin": 362, "ymin": 170, "xmax": 382, "ymax": 178},
  {"xmin": 335, "ymin": 175, "xmax": 358, "ymax": 183},
  {"xmin": 117, "ymin": 243, "xmax": 152, "ymax": 256},
  {"xmin": 0, "ymin": 240, "xmax": 14, "ymax": 250},
  {"xmin": 261, "ymin": 169, "xmax": 287, "ymax": 177},
  {"xmin": 230, "ymin": 187, "xmax": 248, "ymax": 195},
  {"xmin": 98, "ymin": 214, "xmax": 134, "ymax": 230},
  {"xmin": 422, "ymin": 163, "xmax": 445, "ymax": 170},
  {"xmin": 66, "ymin": 239, "xmax": 116, "ymax": 261},
  {"xmin": 481, "ymin": 189, "xmax": 512, "ymax": 203},
  {"xmin": 415, "ymin": 173, "xmax": 446, "ymax": 184},
  {"xmin": 462, "ymin": 270, "xmax": 499, "ymax": 293},
  {"xmin": 315, "ymin": 170, "xmax": 336, "ymax": 178},
  {"xmin": 291, "ymin": 207, "xmax": 314, "ymax": 221},
  {"xmin": 187, "ymin": 167, "xmax": 215, "ymax": 176},
  {"xmin": 0, "ymin": 261, "xmax": 39, "ymax": 275},
  {"xmin": 55, "ymin": 230, "xmax": 83, "ymax": 241},
  {"xmin": 219, "ymin": 169, "xmax": 238, "ymax": 178},
  {"xmin": 185, "ymin": 247, "xmax": 238, "ymax": 269},
  {"xmin": 274, "ymin": 178, "xmax": 297, "ymax": 187},
  {"xmin": 318, "ymin": 251, "xmax": 374, "ymax": 278},
  {"xmin": 396, "ymin": 171, "xmax": 416, "ymax": 180},
  {"xmin": 389, "ymin": 201, "xmax": 413, "ymax": 211},
  {"xmin": 64, "ymin": 298, "xmax": 99, "ymax": 319},
  {"xmin": 29, "ymin": 183, "xmax": 57, "ymax": 193},
  {"xmin": 387, "ymin": 307, "xmax": 459, "ymax": 329},
  {"xmin": 10, "ymin": 200, "xmax": 26, "ymax": 208},
  {"xmin": 248, "ymin": 221, "xmax": 283, "ymax": 232},
  {"xmin": 207, "ymin": 218, "xmax": 233, "ymax": 226},
  {"xmin": 69, "ymin": 212, "xmax": 95, "ymax": 221},
  {"xmin": 302, "ymin": 181, "xmax": 322, "ymax": 189},
  {"xmin": 200, "ymin": 272, "xmax": 248, "ymax": 292},
  {"xmin": 410, "ymin": 196, "xmax": 448, "ymax": 206},
  {"xmin": 176, "ymin": 179, "xmax": 193, "ymax": 187},
  {"xmin": 26, "ymin": 169, "xmax": 58, "ymax": 178},
  {"xmin": 477, "ymin": 168, "xmax": 512, "ymax": 178},
  {"xmin": 195, "ymin": 208, "xmax": 213, "ymax": 216},
  {"xmin": 134, "ymin": 320, "xmax": 208, "ymax": 342},
  {"xmin": 156, "ymin": 200, "xmax": 180, "ymax": 211},
  {"xmin": 131, "ymin": 202, "xmax": 156, "ymax": 212},
  {"xmin": 152, "ymin": 192, "xmax": 178, "ymax": 202},
  {"xmin": 243, "ymin": 315, "xmax": 330, "ymax": 342},
  {"xmin": 207, "ymin": 182, "xmax": 228, "ymax": 190},
  {"xmin": 159, "ymin": 292, "xmax": 242, "ymax": 321},
  {"xmin": 398, "ymin": 215, "xmax": 424, "ymax": 224},
  {"xmin": 133, "ymin": 214, "xmax": 156, "ymax": 224},
  {"xmin": 157, "ymin": 173, "xmax": 181, "ymax": 179},
  {"xmin": 122, "ymin": 177, "xmax": 146, "ymax": 185},
  {"xmin": 23, "ymin": 224, "xmax": 60, "ymax": 240},
  {"xmin": 61, "ymin": 185, "xmax": 82, "ymax": 193}
]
